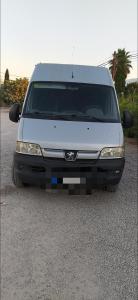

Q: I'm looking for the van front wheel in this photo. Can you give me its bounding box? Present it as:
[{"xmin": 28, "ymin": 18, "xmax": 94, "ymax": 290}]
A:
[
  {"xmin": 105, "ymin": 184, "xmax": 119, "ymax": 192},
  {"xmin": 12, "ymin": 165, "xmax": 24, "ymax": 188}
]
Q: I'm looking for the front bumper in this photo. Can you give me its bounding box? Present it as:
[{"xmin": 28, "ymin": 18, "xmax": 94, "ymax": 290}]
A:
[{"xmin": 13, "ymin": 152, "xmax": 125, "ymax": 187}]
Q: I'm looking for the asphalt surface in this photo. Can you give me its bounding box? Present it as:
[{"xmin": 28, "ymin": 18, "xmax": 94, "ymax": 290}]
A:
[{"xmin": 0, "ymin": 110, "xmax": 137, "ymax": 300}]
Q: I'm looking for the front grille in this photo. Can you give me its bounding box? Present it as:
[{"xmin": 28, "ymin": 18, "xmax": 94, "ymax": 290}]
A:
[
  {"xmin": 44, "ymin": 157, "xmax": 97, "ymax": 164},
  {"xmin": 52, "ymin": 167, "xmax": 92, "ymax": 173},
  {"xmin": 31, "ymin": 166, "xmax": 46, "ymax": 173}
]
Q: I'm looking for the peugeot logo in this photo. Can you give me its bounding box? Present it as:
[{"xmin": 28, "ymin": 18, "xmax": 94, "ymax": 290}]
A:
[{"xmin": 65, "ymin": 150, "xmax": 77, "ymax": 161}]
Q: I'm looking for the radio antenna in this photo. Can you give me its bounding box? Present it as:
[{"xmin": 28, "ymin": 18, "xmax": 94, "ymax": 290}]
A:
[{"xmin": 72, "ymin": 45, "xmax": 76, "ymax": 78}]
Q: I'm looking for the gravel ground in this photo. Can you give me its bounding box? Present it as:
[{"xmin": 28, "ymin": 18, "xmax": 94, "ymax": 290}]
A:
[{"xmin": 0, "ymin": 110, "xmax": 137, "ymax": 300}]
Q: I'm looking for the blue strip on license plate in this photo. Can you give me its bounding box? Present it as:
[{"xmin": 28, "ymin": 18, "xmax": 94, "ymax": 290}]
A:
[{"xmin": 51, "ymin": 177, "xmax": 58, "ymax": 184}]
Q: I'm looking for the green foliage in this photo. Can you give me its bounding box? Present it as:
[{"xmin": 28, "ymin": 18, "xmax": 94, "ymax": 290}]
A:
[
  {"xmin": 0, "ymin": 87, "xmax": 6, "ymax": 106},
  {"xmin": 0, "ymin": 78, "xmax": 29, "ymax": 105},
  {"xmin": 119, "ymin": 95, "xmax": 138, "ymax": 139},
  {"xmin": 125, "ymin": 82, "xmax": 138, "ymax": 100},
  {"xmin": 109, "ymin": 49, "xmax": 132, "ymax": 95}
]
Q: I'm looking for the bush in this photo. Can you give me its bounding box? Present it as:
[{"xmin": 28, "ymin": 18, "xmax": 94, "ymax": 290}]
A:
[
  {"xmin": 125, "ymin": 82, "xmax": 138, "ymax": 99},
  {"xmin": 0, "ymin": 78, "xmax": 29, "ymax": 105},
  {"xmin": 119, "ymin": 96, "xmax": 138, "ymax": 139}
]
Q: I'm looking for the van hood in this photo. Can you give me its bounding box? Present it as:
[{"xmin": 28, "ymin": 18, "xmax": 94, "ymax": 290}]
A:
[{"xmin": 19, "ymin": 118, "xmax": 123, "ymax": 151}]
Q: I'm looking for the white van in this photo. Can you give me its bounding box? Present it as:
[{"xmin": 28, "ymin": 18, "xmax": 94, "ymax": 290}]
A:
[{"xmin": 9, "ymin": 63, "xmax": 133, "ymax": 191}]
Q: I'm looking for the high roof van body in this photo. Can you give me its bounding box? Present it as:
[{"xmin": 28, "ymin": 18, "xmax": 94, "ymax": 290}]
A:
[{"xmin": 9, "ymin": 63, "xmax": 133, "ymax": 191}]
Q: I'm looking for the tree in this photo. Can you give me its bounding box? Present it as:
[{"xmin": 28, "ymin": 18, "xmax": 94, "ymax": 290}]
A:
[
  {"xmin": 2, "ymin": 77, "xmax": 29, "ymax": 104},
  {"xmin": 109, "ymin": 51, "xmax": 118, "ymax": 81},
  {"xmin": 4, "ymin": 69, "xmax": 10, "ymax": 83},
  {"xmin": 109, "ymin": 49, "xmax": 132, "ymax": 94}
]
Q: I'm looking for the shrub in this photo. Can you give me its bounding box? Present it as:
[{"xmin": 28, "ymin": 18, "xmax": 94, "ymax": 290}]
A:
[
  {"xmin": 119, "ymin": 96, "xmax": 138, "ymax": 139},
  {"xmin": 1, "ymin": 78, "xmax": 29, "ymax": 105}
]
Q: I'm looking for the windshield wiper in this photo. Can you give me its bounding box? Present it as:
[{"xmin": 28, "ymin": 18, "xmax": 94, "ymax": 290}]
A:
[
  {"xmin": 24, "ymin": 111, "xmax": 45, "ymax": 115},
  {"xmin": 24, "ymin": 112, "xmax": 71, "ymax": 120},
  {"xmin": 24, "ymin": 112, "xmax": 106, "ymax": 122},
  {"xmin": 81, "ymin": 115, "xmax": 107, "ymax": 122},
  {"xmin": 59, "ymin": 114, "xmax": 107, "ymax": 122}
]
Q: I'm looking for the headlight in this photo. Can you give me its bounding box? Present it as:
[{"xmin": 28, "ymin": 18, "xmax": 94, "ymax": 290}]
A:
[
  {"xmin": 100, "ymin": 146, "xmax": 124, "ymax": 159},
  {"xmin": 16, "ymin": 141, "xmax": 42, "ymax": 156}
]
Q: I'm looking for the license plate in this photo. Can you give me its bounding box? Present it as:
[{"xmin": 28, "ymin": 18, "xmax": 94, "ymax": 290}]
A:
[{"xmin": 63, "ymin": 178, "xmax": 86, "ymax": 184}]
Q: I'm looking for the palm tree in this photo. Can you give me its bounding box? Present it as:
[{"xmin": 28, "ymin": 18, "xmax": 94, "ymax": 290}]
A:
[
  {"xmin": 109, "ymin": 51, "xmax": 118, "ymax": 81},
  {"xmin": 109, "ymin": 49, "xmax": 132, "ymax": 94}
]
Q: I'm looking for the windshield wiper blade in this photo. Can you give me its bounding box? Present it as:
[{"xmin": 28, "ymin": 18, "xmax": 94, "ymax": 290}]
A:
[
  {"xmin": 83, "ymin": 115, "xmax": 106, "ymax": 122},
  {"xmin": 24, "ymin": 112, "xmax": 71, "ymax": 120},
  {"xmin": 24, "ymin": 112, "xmax": 106, "ymax": 122},
  {"xmin": 62, "ymin": 114, "xmax": 107, "ymax": 122},
  {"xmin": 24, "ymin": 111, "xmax": 45, "ymax": 115}
]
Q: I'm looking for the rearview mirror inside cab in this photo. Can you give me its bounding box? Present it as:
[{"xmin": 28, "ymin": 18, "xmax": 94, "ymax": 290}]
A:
[
  {"xmin": 122, "ymin": 110, "xmax": 134, "ymax": 129},
  {"xmin": 9, "ymin": 103, "xmax": 20, "ymax": 123}
]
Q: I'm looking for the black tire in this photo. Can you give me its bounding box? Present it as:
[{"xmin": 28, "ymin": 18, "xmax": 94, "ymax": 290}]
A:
[
  {"xmin": 40, "ymin": 184, "xmax": 46, "ymax": 189},
  {"xmin": 105, "ymin": 184, "xmax": 119, "ymax": 192},
  {"xmin": 12, "ymin": 165, "xmax": 24, "ymax": 188}
]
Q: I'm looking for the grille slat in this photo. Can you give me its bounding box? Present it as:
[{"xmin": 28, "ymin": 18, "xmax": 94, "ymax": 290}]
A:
[{"xmin": 43, "ymin": 157, "xmax": 97, "ymax": 164}]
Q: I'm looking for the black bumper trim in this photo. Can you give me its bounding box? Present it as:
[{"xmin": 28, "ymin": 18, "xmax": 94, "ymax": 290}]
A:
[{"xmin": 13, "ymin": 152, "xmax": 125, "ymax": 186}]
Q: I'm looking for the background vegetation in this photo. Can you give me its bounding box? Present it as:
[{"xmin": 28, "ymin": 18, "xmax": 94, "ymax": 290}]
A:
[
  {"xmin": 0, "ymin": 77, "xmax": 29, "ymax": 106},
  {"xmin": 119, "ymin": 88, "xmax": 138, "ymax": 139}
]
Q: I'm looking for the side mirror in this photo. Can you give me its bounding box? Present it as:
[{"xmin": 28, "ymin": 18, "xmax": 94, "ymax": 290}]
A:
[
  {"xmin": 122, "ymin": 110, "xmax": 134, "ymax": 129},
  {"xmin": 9, "ymin": 103, "xmax": 20, "ymax": 123}
]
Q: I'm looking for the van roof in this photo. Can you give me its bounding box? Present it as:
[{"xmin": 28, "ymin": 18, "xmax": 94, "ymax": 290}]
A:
[{"xmin": 30, "ymin": 63, "xmax": 113, "ymax": 86}]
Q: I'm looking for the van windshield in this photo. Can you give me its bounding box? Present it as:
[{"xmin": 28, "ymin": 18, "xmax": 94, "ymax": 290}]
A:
[{"xmin": 23, "ymin": 82, "xmax": 120, "ymax": 122}]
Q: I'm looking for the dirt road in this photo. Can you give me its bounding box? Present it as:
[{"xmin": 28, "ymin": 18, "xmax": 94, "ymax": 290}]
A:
[{"xmin": 0, "ymin": 110, "xmax": 137, "ymax": 300}]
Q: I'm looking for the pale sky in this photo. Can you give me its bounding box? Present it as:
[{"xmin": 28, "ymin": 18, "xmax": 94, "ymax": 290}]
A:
[{"xmin": 1, "ymin": 0, "xmax": 137, "ymax": 80}]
